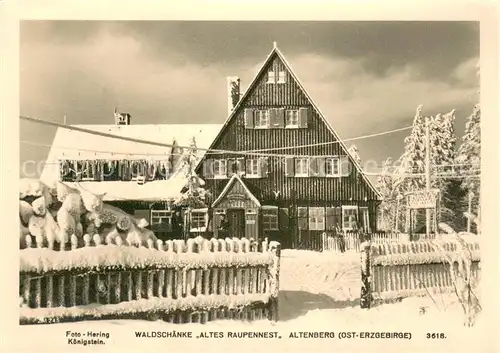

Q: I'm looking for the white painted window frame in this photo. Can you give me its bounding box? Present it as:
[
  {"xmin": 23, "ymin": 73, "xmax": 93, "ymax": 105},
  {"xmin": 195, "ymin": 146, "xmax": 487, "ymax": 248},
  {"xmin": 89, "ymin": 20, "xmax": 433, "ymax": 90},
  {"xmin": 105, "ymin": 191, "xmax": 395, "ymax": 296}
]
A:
[
  {"xmin": 285, "ymin": 109, "xmax": 299, "ymax": 128},
  {"xmin": 342, "ymin": 205, "xmax": 358, "ymax": 231},
  {"xmin": 267, "ymin": 71, "xmax": 276, "ymax": 84},
  {"xmin": 308, "ymin": 207, "xmax": 325, "ymax": 231},
  {"xmin": 295, "ymin": 157, "xmax": 309, "ymax": 177},
  {"xmin": 254, "ymin": 110, "xmax": 270, "ymax": 128},
  {"xmin": 246, "ymin": 158, "xmax": 260, "ymax": 178},
  {"xmin": 262, "ymin": 206, "xmax": 279, "ymax": 231},
  {"xmin": 213, "ymin": 159, "xmax": 227, "ymax": 179},
  {"xmin": 190, "ymin": 208, "xmax": 208, "ymax": 232},
  {"xmin": 325, "ymin": 157, "xmax": 341, "ymax": 177},
  {"xmin": 151, "ymin": 210, "xmax": 172, "ymax": 226},
  {"xmin": 277, "ymin": 71, "xmax": 286, "ymax": 84}
]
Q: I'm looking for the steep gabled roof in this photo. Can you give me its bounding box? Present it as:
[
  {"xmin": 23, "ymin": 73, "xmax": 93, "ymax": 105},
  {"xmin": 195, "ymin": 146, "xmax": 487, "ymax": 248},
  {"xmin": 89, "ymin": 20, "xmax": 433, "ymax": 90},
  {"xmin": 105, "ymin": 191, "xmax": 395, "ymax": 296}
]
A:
[{"xmin": 197, "ymin": 44, "xmax": 381, "ymax": 199}]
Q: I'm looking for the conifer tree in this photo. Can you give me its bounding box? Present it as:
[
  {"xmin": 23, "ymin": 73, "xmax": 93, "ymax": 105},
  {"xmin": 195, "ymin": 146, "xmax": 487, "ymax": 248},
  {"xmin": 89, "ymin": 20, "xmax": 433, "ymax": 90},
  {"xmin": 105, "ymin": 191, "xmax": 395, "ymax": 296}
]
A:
[{"xmin": 456, "ymin": 104, "xmax": 481, "ymax": 222}]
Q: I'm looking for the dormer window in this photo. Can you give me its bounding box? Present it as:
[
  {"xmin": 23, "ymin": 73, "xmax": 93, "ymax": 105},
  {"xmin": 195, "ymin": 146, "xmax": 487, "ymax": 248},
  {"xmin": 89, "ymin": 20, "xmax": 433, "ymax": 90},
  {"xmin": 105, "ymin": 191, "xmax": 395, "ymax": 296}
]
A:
[{"xmin": 267, "ymin": 71, "xmax": 275, "ymax": 84}]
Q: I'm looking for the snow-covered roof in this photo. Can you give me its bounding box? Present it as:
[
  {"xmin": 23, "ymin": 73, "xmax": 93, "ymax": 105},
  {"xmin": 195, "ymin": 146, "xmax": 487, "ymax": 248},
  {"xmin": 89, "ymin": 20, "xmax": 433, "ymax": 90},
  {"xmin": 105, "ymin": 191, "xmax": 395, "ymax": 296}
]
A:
[
  {"xmin": 212, "ymin": 174, "xmax": 261, "ymax": 208},
  {"xmin": 41, "ymin": 124, "xmax": 222, "ymax": 201}
]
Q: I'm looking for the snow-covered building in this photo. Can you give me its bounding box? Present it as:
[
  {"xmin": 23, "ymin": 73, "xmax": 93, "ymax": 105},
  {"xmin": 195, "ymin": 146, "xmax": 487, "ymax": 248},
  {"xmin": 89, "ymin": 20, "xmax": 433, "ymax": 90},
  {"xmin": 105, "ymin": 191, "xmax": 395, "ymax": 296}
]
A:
[
  {"xmin": 194, "ymin": 43, "xmax": 381, "ymax": 248},
  {"xmin": 40, "ymin": 117, "xmax": 221, "ymax": 236}
]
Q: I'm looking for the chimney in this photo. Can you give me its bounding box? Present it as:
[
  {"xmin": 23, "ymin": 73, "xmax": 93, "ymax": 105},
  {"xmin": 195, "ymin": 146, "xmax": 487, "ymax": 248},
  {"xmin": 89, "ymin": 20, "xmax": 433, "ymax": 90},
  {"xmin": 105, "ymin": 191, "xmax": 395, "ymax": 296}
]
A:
[
  {"xmin": 226, "ymin": 76, "xmax": 240, "ymax": 115},
  {"xmin": 114, "ymin": 107, "xmax": 131, "ymax": 125}
]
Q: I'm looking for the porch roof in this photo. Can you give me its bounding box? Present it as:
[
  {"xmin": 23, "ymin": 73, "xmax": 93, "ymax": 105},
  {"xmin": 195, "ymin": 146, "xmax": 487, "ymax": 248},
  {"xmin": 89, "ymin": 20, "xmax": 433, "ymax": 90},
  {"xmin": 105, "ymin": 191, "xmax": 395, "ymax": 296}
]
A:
[{"xmin": 211, "ymin": 174, "xmax": 261, "ymax": 208}]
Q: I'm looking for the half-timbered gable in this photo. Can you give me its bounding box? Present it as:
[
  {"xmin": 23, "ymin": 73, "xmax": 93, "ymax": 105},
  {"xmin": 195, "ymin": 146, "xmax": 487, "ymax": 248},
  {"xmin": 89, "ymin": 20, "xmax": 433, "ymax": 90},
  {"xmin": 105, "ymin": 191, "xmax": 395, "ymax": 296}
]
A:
[{"xmin": 195, "ymin": 44, "xmax": 381, "ymax": 247}]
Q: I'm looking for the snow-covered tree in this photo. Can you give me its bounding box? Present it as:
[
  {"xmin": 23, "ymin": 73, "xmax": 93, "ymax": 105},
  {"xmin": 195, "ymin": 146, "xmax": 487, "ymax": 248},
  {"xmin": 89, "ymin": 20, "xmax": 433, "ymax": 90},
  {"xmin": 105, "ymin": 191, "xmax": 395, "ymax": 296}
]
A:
[
  {"xmin": 177, "ymin": 137, "xmax": 209, "ymax": 209},
  {"xmin": 376, "ymin": 158, "xmax": 399, "ymax": 230},
  {"xmin": 348, "ymin": 144, "xmax": 361, "ymax": 165},
  {"xmin": 395, "ymin": 106, "xmax": 463, "ymax": 232},
  {"xmin": 456, "ymin": 104, "xmax": 481, "ymax": 225},
  {"xmin": 396, "ymin": 105, "xmax": 427, "ymax": 195}
]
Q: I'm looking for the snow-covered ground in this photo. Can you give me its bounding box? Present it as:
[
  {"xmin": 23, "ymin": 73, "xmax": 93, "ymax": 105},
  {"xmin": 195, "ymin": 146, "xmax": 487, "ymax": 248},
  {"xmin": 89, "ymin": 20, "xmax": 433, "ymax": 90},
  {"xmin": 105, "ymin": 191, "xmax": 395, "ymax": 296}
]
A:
[{"xmin": 11, "ymin": 250, "xmax": 494, "ymax": 353}]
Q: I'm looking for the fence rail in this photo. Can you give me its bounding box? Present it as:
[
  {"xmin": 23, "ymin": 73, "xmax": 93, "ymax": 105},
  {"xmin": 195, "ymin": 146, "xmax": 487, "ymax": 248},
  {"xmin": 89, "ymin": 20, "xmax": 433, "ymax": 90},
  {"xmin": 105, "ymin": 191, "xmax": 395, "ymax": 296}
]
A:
[
  {"xmin": 321, "ymin": 231, "xmax": 441, "ymax": 253},
  {"xmin": 20, "ymin": 235, "xmax": 281, "ymax": 325},
  {"xmin": 360, "ymin": 238, "xmax": 481, "ymax": 307}
]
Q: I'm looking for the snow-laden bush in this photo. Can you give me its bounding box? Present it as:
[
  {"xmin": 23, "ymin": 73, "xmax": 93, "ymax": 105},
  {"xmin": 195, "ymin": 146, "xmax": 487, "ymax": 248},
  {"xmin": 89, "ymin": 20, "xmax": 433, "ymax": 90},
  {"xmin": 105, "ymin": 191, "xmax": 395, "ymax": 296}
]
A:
[{"xmin": 430, "ymin": 216, "xmax": 481, "ymax": 327}]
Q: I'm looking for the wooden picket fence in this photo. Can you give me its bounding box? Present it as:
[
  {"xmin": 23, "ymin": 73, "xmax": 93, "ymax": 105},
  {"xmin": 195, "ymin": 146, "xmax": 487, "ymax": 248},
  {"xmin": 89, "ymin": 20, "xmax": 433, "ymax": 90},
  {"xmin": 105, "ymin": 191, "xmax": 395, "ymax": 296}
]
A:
[
  {"xmin": 359, "ymin": 238, "xmax": 481, "ymax": 307},
  {"xmin": 19, "ymin": 234, "xmax": 281, "ymax": 325},
  {"xmin": 321, "ymin": 231, "xmax": 439, "ymax": 253}
]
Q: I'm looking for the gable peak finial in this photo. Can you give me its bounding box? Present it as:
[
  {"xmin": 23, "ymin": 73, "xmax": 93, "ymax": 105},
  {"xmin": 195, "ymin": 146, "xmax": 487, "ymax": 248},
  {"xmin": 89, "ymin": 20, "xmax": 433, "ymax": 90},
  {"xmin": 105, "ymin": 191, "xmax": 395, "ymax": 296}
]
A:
[{"xmin": 273, "ymin": 41, "xmax": 277, "ymax": 49}]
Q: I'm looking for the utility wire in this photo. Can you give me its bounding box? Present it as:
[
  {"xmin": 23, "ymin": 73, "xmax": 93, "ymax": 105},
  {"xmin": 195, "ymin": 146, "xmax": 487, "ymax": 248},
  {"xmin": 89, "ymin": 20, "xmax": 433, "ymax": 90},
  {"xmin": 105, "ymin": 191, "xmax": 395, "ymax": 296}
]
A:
[{"xmin": 20, "ymin": 115, "xmax": 412, "ymax": 158}]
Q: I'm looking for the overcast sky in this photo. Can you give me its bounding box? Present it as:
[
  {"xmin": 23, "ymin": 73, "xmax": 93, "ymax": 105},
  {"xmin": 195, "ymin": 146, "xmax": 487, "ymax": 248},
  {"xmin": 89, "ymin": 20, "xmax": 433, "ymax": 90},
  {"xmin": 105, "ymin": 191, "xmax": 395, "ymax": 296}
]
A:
[{"xmin": 20, "ymin": 21, "xmax": 479, "ymax": 177}]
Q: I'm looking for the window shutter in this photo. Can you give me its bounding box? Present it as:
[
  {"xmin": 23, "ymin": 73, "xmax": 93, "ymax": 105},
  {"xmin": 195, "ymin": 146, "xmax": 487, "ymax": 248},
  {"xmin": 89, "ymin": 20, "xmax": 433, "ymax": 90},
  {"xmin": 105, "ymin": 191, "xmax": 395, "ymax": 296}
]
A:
[
  {"xmin": 340, "ymin": 155, "xmax": 350, "ymax": 177},
  {"xmin": 258, "ymin": 157, "xmax": 269, "ymax": 177},
  {"xmin": 203, "ymin": 158, "xmax": 214, "ymax": 179},
  {"xmin": 245, "ymin": 158, "xmax": 253, "ymax": 175},
  {"xmin": 298, "ymin": 107, "xmax": 310, "ymax": 128},
  {"xmin": 279, "ymin": 208, "xmax": 289, "ymax": 232},
  {"xmin": 297, "ymin": 207, "xmax": 308, "ymax": 230},
  {"xmin": 269, "ymin": 108, "xmax": 278, "ymax": 128},
  {"xmin": 236, "ymin": 157, "xmax": 245, "ymax": 176},
  {"xmin": 244, "ymin": 109, "xmax": 254, "ymax": 129},
  {"xmin": 285, "ymin": 157, "xmax": 295, "ymax": 177},
  {"xmin": 334, "ymin": 207, "xmax": 342, "ymax": 231},
  {"xmin": 326, "ymin": 207, "xmax": 336, "ymax": 230},
  {"xmin": 221, "ymin": 159, "xmax": 228, "ymax": 178},
  {"xmin": 317, "ymin": 157, "xmax": 326, "ymax": 177},
  {"xmin": 227, "ymin": 158, "xmax": 237, "ymax": 176},
  {"xmin": 275, "ymin": 108, "xmax": 285, "ymax": 128},
  {"xmin": 309, "ymin": 157, "xmax": 319, "ymax": 177}
]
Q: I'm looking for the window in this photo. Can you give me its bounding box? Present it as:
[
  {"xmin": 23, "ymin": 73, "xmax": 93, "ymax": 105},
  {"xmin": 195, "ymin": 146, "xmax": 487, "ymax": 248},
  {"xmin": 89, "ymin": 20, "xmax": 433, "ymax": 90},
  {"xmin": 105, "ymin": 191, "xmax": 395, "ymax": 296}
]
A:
[
  {"xmin": 246, "ymin": 158, "xmax": 260, "ymax": 177},
  {"xmin": 190, "ymin": 209, "xmax": 207, "ymax": 232},
  {"xmin": 360, "ymin": 207, "xmax": 370, "ymax": 232},
  {"xmin": 254, "ymin": 110, "xmax": 269, "ymax": 128},
  {"xmin": 267, "ymin": 71, "xmax": 275, "ymax": 84},
  {"xmin": 277, "ymin": 71, "xmax": 286, "ymax": 83},
  {"xmin": 325, "ymin": 157, "xmax": 340, "ymax": 177},
  {"xmin": 285, "ymin": 110, "xmax": 299, "ymax": 127},
  {"xmin": 213, "ymin": 159, "xmax": 227, "ymax": 178},
  {"xmin": 295, "ymin": 158, "xmax": 309, "ymax": 177},
  {"xmin": 342, "ymin": 206, "xmax": 358, "ymax": 231},
  {"xmin": 151, "ymin": 210, "xmax": 172, "ymax": 226},
  {"xmin": 309, "ymin": 207, "xmax": 325, "ymax": 231},
  {"xmin": 262, "ymin": 207, "xmax": 279, "ymax": 230}
]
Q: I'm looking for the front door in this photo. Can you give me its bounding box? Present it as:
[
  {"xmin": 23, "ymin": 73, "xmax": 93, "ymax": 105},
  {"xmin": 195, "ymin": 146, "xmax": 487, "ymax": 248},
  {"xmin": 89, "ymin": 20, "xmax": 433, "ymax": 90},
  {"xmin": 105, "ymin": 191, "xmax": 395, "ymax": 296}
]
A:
[{"xmin": 226, "ymin": 209, "xmax": 245, "ymax": 238}]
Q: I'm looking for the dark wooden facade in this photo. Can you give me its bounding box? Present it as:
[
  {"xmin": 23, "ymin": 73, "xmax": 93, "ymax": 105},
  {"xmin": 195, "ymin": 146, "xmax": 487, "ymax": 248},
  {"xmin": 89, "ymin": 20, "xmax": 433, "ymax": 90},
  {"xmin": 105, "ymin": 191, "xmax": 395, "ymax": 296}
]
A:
[{"xmin": 199, "ymin": 47, "xmax": 381, "ymax": 248}]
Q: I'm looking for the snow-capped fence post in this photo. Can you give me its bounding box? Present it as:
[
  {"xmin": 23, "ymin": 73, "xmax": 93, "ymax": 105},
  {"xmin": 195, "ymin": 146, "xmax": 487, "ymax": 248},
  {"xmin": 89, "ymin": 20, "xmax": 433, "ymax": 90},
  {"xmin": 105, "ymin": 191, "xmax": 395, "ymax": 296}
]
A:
[
  {"xmin": 268, "ymin": 241, "xmax": 281, "ymax": 321},
  {"xmin": 83, "ymin": 234, "xmax": 91, "ymax": 248},
  {"xmin": 69, "ymin": 273, "xmax": 77, "ymax": 307},
  {"xmin": 46, "ymin": 275, "xmax": 53, "ymax": 308},
  {"xmin": 25, "ymin": 235, "xmax": 32, "ymax": 249},
  {"xmin": 34, "ymin": 276, "xmax": 42, "ymax": 308},
  {"xmin": 58, "ymin": 275, "xmax": 65, "ymax": 307},
  {"xmin": 21, "ymin": 275, "xmax": 31, "ymax": 308},
  {"xmin": 71, "ymin": 234, "xmax": 78, "ymax": 251},
  {"xmin": 36, "ymin": 234, "xmax": 44, "ymax": 249},
  {"xmin": 360, "ymin": 241, "xmax": 372, "ymax": 309}
]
